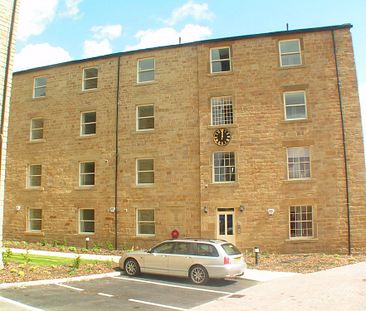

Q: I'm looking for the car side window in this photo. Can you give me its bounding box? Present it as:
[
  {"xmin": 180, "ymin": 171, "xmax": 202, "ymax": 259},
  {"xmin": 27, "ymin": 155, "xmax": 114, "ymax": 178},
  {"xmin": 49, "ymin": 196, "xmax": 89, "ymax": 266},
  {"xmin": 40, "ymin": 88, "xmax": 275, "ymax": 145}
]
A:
[
  {"xmin": 197, "ymin": 243, "xmax": 219, "ymax": 257},
  {"xmin": 173, "ymin": 242, "xmax": 196, "ymax": 255},
  {"xmin": 151, "ymin": 242, "xmax": 175, "ymax": 254}
]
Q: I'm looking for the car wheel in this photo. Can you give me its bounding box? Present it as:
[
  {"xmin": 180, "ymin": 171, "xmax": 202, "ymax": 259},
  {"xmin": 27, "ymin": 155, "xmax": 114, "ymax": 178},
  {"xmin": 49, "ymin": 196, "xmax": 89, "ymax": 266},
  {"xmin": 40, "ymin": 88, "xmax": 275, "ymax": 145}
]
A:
[
  {"xmin": 124, "ymin": 258, "xmax": 140, "ymax": 276},
  {"xmin": 189, "ymin": 265, "xmax": 208, "ymax": 285}
]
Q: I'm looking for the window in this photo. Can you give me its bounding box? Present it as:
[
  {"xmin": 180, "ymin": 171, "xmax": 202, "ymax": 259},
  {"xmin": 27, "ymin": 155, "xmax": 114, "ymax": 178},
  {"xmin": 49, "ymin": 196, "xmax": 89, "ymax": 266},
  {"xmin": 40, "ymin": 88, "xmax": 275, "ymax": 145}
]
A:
[
  {"xmin": 81, "ymin": 111, "xmax": 96, "ymax": 136},
  {"xmin": 152, "ymin": 242, "xmax": 175, "ymax": 254},
  {"xmin": 197, "ymin": 244, "xmax": 219, "ymax": 257},
  {"xmin": 137, "ymin": 105, "xmax": 154, "ymax": 131},
  {"xmin": 83, "ymin": 68, "xmax": 98, "ymax": 90},
  {"xmin": 210, "ymin": 47, "xmax": 231, "ymax": 73},
  {"xmin": 211, "ymin": 96, "xmax": 233, "ymax": 125},
  {"xmin": 27, "ymin": 164, "xmax": 42, "ymax": 188},
  {"xmin": 279, "ymin": 39, "xmax": 301, "ymax": 67},
  {"xmin": 213, "ymin": 152, "xmax": 235, "ymax": 183},
  {"xmin": 284, "ymin": 91, "xmax": 307, "ymax": 120},
  {"xmin": 137, "ymin": 209, "xmax": 155, "ymax": 235},
  {"xmin": 30, "ymin": 118, "xmax": 44, "ymax": 140},
  {"xmin": 290, "ymin": 205, "xmax": 313, "ymax": 238},
  {"xmin": 136, "ymin": 159, "xmax": 154, "ymax": 185},
  {"xmin": 287, "ymin": 147, "xmax": 310, "ymax": 179},
  {"xmin": 33, "ymin": 77, "xmax": 46, "ymax": 98},
  {"xmin": 28, "ymin": 209, "xmax": 42, "ymax": 232},
  {"xmin": 137, "ymin": 58, "xmax": 155, "ymax": 83},
  {"xmin": 79, "ymin": 209, "xmax": 95, "ymax": 233},
  {"xmin": 79, "ymin": 162, "xmax": 95, "ymax": 186}
]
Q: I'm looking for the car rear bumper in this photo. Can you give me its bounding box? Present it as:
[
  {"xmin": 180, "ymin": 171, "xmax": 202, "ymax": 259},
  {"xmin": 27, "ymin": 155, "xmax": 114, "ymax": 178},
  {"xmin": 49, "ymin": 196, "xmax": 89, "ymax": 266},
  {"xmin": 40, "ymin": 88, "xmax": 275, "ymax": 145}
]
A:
[{"xmin": 206, "ymin": 262, "xmax": 247, "ymax": 279}]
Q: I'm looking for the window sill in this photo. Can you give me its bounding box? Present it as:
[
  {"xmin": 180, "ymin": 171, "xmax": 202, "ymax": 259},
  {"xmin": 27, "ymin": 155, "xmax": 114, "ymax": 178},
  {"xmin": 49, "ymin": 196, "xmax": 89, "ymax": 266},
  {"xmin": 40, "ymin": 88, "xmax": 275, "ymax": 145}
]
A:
[
  {"xmin": 207, "ymin": 124, "xmax": 238, "ymax": 129},
  {"xmin": 26, "ymin": 187, "xmax": 44, "ymax": 191},
  {"xmin": 283, "ymin": 178, "xmax": 314, "ymax": 184},
  {"xmin": 280, "ymin": 118, "xmax": 310, "ymax": 124},
  {"xmin": 135, "ymin": 184, "xmax": 155, "ymax": 188},
  {"xmin": 81, "ymin": 88, "xmax": 98, "ymax": 93},
  {"xmin": 32, "ymin": 96, "xmax": 47, "ymax": 101},
  {"xmin": 76, "ymin": 134, "xmax": 97, "ymax": 140},
  {"xmin": 28, "ymin": 139, "xmax": 46, "ymax": 144},
  {"xmin": 135, "ymin": 81, "xmax": 157, "ymax": 87},
  {"xmin": 135, "ymin": 129, "xmax": 155, "ymax": 134},
  {"xmin": 208, "ymin": 71, "xmax": 233, "ymax": 77},
  {"xmin": 136, "ymin": 234, "xmax": 156, "ymax": 238},
  {"xmin": 74, "ymin": 186, "xmax": 95, "ymax": 190},
  {"xmin": 209, "ymin": 182, "xmax": 238, "ymax": 187},
  {"xmin": 78, "ymin": 232, "xmax": 95, "ymax": 235},
  {"xmin": 285, "ymin": 238, "xmax": 318, "ymax": 243},
  {"xmin": 278, "ymin": 64, "xmax": 307, "ymax": 70},
  {"xmin": 24, "ymin": 231, "xmax": 45, "ymax": 236}
]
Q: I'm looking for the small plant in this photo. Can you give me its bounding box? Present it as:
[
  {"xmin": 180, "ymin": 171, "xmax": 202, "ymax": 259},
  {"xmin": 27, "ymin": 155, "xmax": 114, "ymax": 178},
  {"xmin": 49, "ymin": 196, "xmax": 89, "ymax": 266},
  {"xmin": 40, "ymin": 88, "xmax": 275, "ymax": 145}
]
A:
[
  {"xmin": 52, "ymin": 240, "xmax": 59, "ymax": 247},
  {"xmin": 71, "ymin": 256, "xmax": 81, "ymax": 270},
  {"xmin": 68, "ymin": 246, "xmax": 77, "ymax": 252},
  {"xmin": 40, "ymin": 239, "xmax": 47, "ymax": 247},
  {"xmin": 2, "ymin": 248, "xmax": 13, "ymax": 266},
  {"xmin": 63, "ymin": 238, "xmax": 68, "ymax": 247},
  {"xmin": 92, "ymin": 243, "xmax": 101, "ymax": 253},
  {"xmin": 58, "ymin": 245, "xmax": 65, "ymax": 252},
  {"xmin": 106, "ymin": 241, "xmax": 114, "ymax": 251},
  {"xmin": 22, "ymin": 251, "xmax": 31, "ymax": 264},
  {"xmin": 18, "ymin": 270, "xmax": 25, "ymax": 278}
]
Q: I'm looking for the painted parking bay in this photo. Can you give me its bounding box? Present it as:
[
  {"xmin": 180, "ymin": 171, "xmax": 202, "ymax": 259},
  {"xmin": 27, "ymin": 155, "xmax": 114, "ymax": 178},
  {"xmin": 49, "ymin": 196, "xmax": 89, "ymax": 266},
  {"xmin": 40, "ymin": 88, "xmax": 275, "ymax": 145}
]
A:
[{"xmin": 0, "ymin": 274, "xmax": 259, "ymax": 310}]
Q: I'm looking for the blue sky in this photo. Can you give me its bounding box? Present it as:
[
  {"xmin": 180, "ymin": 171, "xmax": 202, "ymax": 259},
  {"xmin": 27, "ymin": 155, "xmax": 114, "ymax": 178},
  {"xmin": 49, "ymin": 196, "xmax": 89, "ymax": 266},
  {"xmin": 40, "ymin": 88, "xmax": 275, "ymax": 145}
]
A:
[{"xmin": 14, "ymin": 0, "xmax": 366, "ymax": 159}]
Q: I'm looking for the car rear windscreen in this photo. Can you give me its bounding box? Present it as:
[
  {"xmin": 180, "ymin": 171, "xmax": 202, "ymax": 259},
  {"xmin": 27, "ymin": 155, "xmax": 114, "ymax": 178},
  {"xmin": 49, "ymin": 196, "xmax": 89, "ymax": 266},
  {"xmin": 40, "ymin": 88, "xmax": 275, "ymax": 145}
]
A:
[{"xmin": 221, "ymin": 243, "xmax": 241, "ymax": 255}]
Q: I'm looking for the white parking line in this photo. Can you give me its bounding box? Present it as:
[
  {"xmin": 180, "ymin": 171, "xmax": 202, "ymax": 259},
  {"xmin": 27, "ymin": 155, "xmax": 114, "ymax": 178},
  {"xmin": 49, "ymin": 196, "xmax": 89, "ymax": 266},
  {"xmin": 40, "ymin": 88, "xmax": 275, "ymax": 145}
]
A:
[
  {"xmin": 129, "ymin": 298, "xmax": 188, "ymax": 310},
  {"xmin": 0, "ymin": 296, "xmax": 45, "ymax": 311},
  {"xmin": 98, "ymin": 292, "xmax": 114, "ymax": 298},
  {"xmin": 55, "ymin": 283, "xmax": 84, "ymax": 291},
  {"xmin": 112, "ymin": 276, "xmax": 231, "ymax": 295}
]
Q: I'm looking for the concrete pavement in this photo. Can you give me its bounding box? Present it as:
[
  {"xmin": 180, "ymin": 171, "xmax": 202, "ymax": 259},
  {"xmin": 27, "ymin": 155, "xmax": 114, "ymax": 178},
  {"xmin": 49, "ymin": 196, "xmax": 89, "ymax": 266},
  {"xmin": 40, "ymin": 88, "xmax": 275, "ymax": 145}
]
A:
[{"xmin": 192, "ymin": 261, "xmax": 366, "ymax": 311}]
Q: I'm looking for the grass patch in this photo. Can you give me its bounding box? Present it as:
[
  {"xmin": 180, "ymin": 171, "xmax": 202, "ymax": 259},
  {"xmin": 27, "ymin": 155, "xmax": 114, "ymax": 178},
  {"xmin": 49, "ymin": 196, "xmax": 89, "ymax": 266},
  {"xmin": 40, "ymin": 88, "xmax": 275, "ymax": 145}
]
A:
[{"xmin": 8, "ymin": 253, "xmax": 99, "ymax": 266}]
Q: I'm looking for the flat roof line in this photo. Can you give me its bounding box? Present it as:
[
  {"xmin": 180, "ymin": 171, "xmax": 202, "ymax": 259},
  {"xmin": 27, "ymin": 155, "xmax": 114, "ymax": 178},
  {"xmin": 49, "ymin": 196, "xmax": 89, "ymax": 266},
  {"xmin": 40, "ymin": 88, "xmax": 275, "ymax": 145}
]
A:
[{"xmin": 14, "ymin": 23, "xmax": 352, "ymax": 75}]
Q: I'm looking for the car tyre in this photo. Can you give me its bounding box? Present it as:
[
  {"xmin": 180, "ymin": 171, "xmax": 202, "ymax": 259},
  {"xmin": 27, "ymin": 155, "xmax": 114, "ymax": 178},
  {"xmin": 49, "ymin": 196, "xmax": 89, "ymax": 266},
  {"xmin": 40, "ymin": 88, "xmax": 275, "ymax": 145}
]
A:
[
  {"xmin": 189, "ymin": 265, "xmax": 208, "ymax": 285},
  {"xmin": 124, "ymin": 258, "xmax": 140, "ymax": 277}
]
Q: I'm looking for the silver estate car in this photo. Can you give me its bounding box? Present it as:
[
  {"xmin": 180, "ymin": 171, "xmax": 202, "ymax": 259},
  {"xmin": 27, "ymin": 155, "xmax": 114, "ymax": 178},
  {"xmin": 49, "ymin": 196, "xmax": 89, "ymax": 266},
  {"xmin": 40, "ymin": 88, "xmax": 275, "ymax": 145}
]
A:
[{"xmin": 119, "ymin": 238, "xmax": 246, "ymax": 284}]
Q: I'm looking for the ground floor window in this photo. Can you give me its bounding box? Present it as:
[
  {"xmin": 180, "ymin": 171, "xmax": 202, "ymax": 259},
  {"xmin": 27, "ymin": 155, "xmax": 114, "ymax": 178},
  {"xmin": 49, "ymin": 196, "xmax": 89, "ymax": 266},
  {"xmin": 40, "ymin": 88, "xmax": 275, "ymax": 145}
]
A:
[
  {"xmin": 137, "ymin": 209, "xmax": 155, "ymax": 235},
  {"xmin": 28, "ymin": 208, "xmax": 42, "ymax": 231},
  {"xmin": 79, "ymin": 209, "xmax": 95, "ymax": 233},
  {"xmin": 289, "ymin": 205, "xmax": 313, "ymax": 238}
]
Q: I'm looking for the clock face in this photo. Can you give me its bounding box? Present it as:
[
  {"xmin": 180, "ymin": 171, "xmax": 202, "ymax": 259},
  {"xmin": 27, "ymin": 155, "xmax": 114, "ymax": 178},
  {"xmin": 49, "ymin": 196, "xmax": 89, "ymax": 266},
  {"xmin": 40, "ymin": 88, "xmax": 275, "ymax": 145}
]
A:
[{"xmin": 213, "ymin": 128, "xmax": 231, "ymax": 146}]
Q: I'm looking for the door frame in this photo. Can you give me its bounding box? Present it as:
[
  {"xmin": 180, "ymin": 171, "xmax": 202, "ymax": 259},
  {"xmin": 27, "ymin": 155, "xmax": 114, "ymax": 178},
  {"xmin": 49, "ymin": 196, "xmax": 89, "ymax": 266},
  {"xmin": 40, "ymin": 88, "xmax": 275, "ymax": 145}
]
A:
[{"xmin": 216, "ymin": 208, "xmax": 235, "ymax": 244}]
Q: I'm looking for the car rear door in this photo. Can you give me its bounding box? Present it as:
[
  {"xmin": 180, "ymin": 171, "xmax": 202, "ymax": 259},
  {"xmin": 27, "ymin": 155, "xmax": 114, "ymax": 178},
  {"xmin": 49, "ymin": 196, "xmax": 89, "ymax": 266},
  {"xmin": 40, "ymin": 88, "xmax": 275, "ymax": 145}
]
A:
[{"xmin": 168, "ymin": 242, "xmax": 195, "ymax": 277}]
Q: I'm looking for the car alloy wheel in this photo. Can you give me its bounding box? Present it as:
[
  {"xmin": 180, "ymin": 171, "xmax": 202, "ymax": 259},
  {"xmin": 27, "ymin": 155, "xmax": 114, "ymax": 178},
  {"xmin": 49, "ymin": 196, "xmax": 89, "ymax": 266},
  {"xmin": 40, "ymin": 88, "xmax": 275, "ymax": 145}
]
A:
[
  {"xmin": 124, "ymin": 258, "xmax": 140, "ymax": 276},
  {"xmin": 190, "ymin": 265, "xmax": 208, "ymax": 284}
]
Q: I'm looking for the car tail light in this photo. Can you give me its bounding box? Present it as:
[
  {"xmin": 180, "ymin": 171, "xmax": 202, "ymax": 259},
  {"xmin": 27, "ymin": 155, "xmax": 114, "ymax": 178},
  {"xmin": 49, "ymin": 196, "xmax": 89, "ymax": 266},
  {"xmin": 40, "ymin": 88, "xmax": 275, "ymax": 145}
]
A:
[{"xmin": 224, "ymin": 256, "xmax": 230, "ymax": 265}]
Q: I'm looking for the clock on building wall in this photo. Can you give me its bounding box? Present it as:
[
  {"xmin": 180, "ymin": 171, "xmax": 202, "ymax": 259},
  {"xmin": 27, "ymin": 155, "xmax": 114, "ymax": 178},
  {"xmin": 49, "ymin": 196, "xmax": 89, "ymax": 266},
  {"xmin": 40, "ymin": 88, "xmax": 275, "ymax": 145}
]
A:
[{"xmin": 213, "ymin": 128, "xmax": 231, "ymax": 146}]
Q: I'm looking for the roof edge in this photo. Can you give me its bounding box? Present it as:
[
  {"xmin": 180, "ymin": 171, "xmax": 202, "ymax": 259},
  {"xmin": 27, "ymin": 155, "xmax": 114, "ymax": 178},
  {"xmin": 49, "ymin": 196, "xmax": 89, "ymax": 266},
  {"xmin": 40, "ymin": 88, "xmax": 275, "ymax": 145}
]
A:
[{"xmin": 14, "ymin": 23, "xmax": 352, "ymax": 75}]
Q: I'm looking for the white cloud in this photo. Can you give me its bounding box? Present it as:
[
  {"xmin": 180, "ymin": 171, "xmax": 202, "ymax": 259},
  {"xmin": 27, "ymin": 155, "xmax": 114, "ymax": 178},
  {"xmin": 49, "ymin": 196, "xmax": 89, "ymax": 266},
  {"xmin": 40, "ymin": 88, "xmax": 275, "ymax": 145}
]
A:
[
  {"xmin": 14, "ymin": 43, "xmax": 72, "ymax": 71},
  {"xmin": 125, "ymin": 24, "xmax": 212, "ymax": 51},
  {"xmin": 164, "ymin": 0, "xmax": 214, "ymax": 26},
  {"xmin": 61, "ymin": 0, "xmax": 83, "ymax": 18},
  {"xmin": 91, "ymin": 25, "xmax": 122, "ymax": 40},
  {"xmin": 82, "ymin": 24, "xmax": 122, "ymax": 58},
  {"xmin": 17, "ymin": 0, "xmax": 59, "ymax": 41},
  {"xmin": 83, "ymin": 39, "xmax": 112, "ymax": 58}
]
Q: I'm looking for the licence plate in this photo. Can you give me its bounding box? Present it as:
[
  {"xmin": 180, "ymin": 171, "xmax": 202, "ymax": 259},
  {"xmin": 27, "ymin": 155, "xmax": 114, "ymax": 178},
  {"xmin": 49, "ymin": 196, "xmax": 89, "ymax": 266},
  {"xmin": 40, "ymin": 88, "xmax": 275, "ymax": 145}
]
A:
[{"xmin": 234, "ymin": 256, "xmax": 242, "ymax": 263}]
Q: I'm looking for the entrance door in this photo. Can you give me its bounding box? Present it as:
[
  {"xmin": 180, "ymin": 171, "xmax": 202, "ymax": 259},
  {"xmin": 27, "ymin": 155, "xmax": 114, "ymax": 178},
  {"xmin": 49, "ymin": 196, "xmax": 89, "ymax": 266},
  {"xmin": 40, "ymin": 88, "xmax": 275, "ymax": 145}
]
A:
[{"xmin": 217, "ymin": 208, "xmax": 235, "ymax": 244}]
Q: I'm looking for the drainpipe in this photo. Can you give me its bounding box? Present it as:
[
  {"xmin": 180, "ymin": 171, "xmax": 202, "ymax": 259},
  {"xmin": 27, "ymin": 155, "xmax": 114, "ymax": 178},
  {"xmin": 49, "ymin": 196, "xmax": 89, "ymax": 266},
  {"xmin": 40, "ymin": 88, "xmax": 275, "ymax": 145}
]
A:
[
  {"xmin": 114, "ymin": 56, "xmax": 121, "ymax": 250},
  {"xmin": 331, "ymin": 30, "xmax": 352, "ymax": 255}
]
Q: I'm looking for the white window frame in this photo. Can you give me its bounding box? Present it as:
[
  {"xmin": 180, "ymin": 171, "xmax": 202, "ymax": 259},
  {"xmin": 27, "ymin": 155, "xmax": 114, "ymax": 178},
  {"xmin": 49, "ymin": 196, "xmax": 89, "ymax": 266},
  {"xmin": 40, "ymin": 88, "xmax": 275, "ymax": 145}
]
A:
[
  {"xmin": 211, "ymin": 96, "xmax": 234, "ymax": 125},
  {"xmin": 82, "ymin": 67, "xmax": 98, "ymax": 91},
  {"xmin": 210, "ymin": 47, "xmax": 231, "ymax": 73},
  {"xmin": 212, "ymin": 152, "xmax": 236, "ymax": 183},
  {"xmin": 136, "ymin": 208, "xmax": 155, "ymax": 236},
  {"xmin": 79, "ymin": 208, "xmax": 95, "ymax": 234},
  {"xmin": 27, "ymin": 208, "xmax": 42, "ymax": 232},
  {"xmin": 136, "ymin": 158, "xmax": 154, "ymax": 185},
  {"xmin": 33, "ymin": 77, "xmax": 47, "ymax": 98},
  {"xmin": 136, "ymin": 104, "xmax": 154, "ymax": 131},
  {"xmin": 80, "ymin": 111, "xmax": 97, "ymax": 136},
  {"xmin": 283, "ymin": 91, "xmax": 307, "ymax": 121},
  {"xmin": 279, "ymin": 39, "xmax": 302, "ymax": 67},
  {"xmin": 137, "ymin": 58, "xmax": 155, "ymax": 83},
  {"xmin": 27, "ymin": 164, "xmax": 42, "ymax": 188},
  {"xmin": 79, "ymin": 162, "xmax": 96, "ymax": 187},
  {"xmin": 289, "ymin": 205, "xmax": 314, "ymax": 239},
  {"xmin": 287, "ymin": 147, "xmax": 311, "ymax": 180},
  {"xmin": 30, "ymin": 118, "xmax": 44, "ymax": 141}
]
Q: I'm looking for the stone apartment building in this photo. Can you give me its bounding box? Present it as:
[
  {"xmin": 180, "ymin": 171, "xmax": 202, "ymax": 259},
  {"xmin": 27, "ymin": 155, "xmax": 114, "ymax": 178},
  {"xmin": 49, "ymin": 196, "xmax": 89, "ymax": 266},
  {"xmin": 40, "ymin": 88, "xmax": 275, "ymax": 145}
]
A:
[{"xmin": 4, "ymin": 24, "xmax": 366, "ymax": 253}]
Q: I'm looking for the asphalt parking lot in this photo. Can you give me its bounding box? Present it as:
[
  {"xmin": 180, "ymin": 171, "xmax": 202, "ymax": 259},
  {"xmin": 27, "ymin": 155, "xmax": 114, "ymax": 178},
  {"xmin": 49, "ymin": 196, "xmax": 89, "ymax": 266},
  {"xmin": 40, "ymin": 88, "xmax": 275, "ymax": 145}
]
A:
[{"xmin": 0, "ymin": 274, "xmax": 258, "ymax": 310}]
